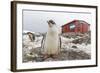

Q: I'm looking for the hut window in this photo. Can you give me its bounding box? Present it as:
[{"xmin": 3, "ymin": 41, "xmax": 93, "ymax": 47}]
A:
[{"xmin": 70, "ymin": 24, "xmax": 75, "ymax": 29}]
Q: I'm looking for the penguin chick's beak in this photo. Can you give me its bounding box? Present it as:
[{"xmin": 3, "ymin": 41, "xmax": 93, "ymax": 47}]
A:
[
  {"xmin": 47, "ymin": 20, "xmax": 56, "ymax": 27},
  {"xmin": 47, "ymin": 21, "xmax": 52, "ymax": 27}
]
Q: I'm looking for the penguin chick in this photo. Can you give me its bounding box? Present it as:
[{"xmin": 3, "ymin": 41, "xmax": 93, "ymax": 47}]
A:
[{"xmin": 43, "ymin": 20, "xmax": 60, "ymax": 58}]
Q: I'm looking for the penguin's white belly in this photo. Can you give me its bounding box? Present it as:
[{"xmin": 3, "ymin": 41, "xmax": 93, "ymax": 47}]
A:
[{"xmin": 44, "ymin": 35, "xmax": 59, "ymax": 55}]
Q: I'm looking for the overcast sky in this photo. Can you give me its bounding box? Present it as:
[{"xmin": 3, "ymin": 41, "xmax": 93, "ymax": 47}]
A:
[{"xmin": 23, "ymin": 10, "xmax": 91, "ymax": 33}]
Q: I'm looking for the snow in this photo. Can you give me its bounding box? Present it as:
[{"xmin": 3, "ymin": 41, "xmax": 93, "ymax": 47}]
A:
[
  {"xmin": 23, "ymin": 30, "xmax": 43, "ymax": 48},
  {"xmin": 34, "ymin": 36, "xmax": 43, "ymax": 48},
  {"xmin": 22, "ymin": 30, "xmax": 91, "ymax": 62},
  {"xmin": 61, "ymin": 35, "xmax": 91, "ymax": 55}
]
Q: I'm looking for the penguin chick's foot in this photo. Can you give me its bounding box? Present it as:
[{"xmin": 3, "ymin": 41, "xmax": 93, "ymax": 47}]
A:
[
  {"xmin": 43, "ymin": 54, "xmax": 58, "ymax": 59},
  {"xmin": 49, "ymin": 54, "xmax": 58, "ymax": 59},
  {"xmin": 43, "ymin": 54, "xmax": 50, "ymax": 59}
]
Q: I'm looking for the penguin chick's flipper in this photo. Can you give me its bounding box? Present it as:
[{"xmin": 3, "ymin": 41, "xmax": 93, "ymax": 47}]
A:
[
  {"xmin": 59, "ymin": 36, "xmax": 62, "ymax": 50},
  {"xmin": 41, "ymin": 33, "xmax": 46, "ymax": 54}
]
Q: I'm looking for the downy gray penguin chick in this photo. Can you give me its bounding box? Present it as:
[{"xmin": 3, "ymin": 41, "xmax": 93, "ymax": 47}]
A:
[{"xmin": 43, "ymin": 20, "xmax": 60, "ymax": 58}]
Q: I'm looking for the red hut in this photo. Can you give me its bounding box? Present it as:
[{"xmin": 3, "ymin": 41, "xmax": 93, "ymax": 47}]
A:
[{"xmin": 62, "ymin": 20, "xmax": 90, "ymax": 33}]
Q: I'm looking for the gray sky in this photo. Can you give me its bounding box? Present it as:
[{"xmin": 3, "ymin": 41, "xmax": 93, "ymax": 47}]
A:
[{"xmin": 23, "ymin": 10, "xmax": 91, "ymax": 33}]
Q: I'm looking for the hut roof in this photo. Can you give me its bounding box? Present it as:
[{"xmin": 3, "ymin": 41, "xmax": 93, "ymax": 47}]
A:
[{"xmin": 62, "ymin": 20, "xmax": 90, "ymax": 27}]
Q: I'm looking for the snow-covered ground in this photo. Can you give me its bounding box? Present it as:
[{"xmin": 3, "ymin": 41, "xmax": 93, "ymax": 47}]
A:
[
  {"xmin": 22, "ymin": 31, "xmax": 91, "ymax": 62},
  {"xmin": 61, "ymin": 36, "xmax": 91, "ymax": 55},
  {"xmin": 23, "ymin": 30, "xmax": 43, "ymax": 48}
]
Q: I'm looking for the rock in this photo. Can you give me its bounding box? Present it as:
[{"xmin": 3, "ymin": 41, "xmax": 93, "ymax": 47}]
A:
[
  {"xmin": 72, "ymin": 46, "xmax": 77, "ymax": 49},
  {"xmin": 67, "ymin": 50, "xmax": 91, "ymax": 60},
  {"xmin": 35, "ymin": 57, "xmax": 44, "ymax": 62},
  {"xmin": 45, "ymin": 58, "xmax": 54, "ymax": 61},
  {"xmin": 26, "ymin": 53, "xmax": 38, "ymax": 58}
]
